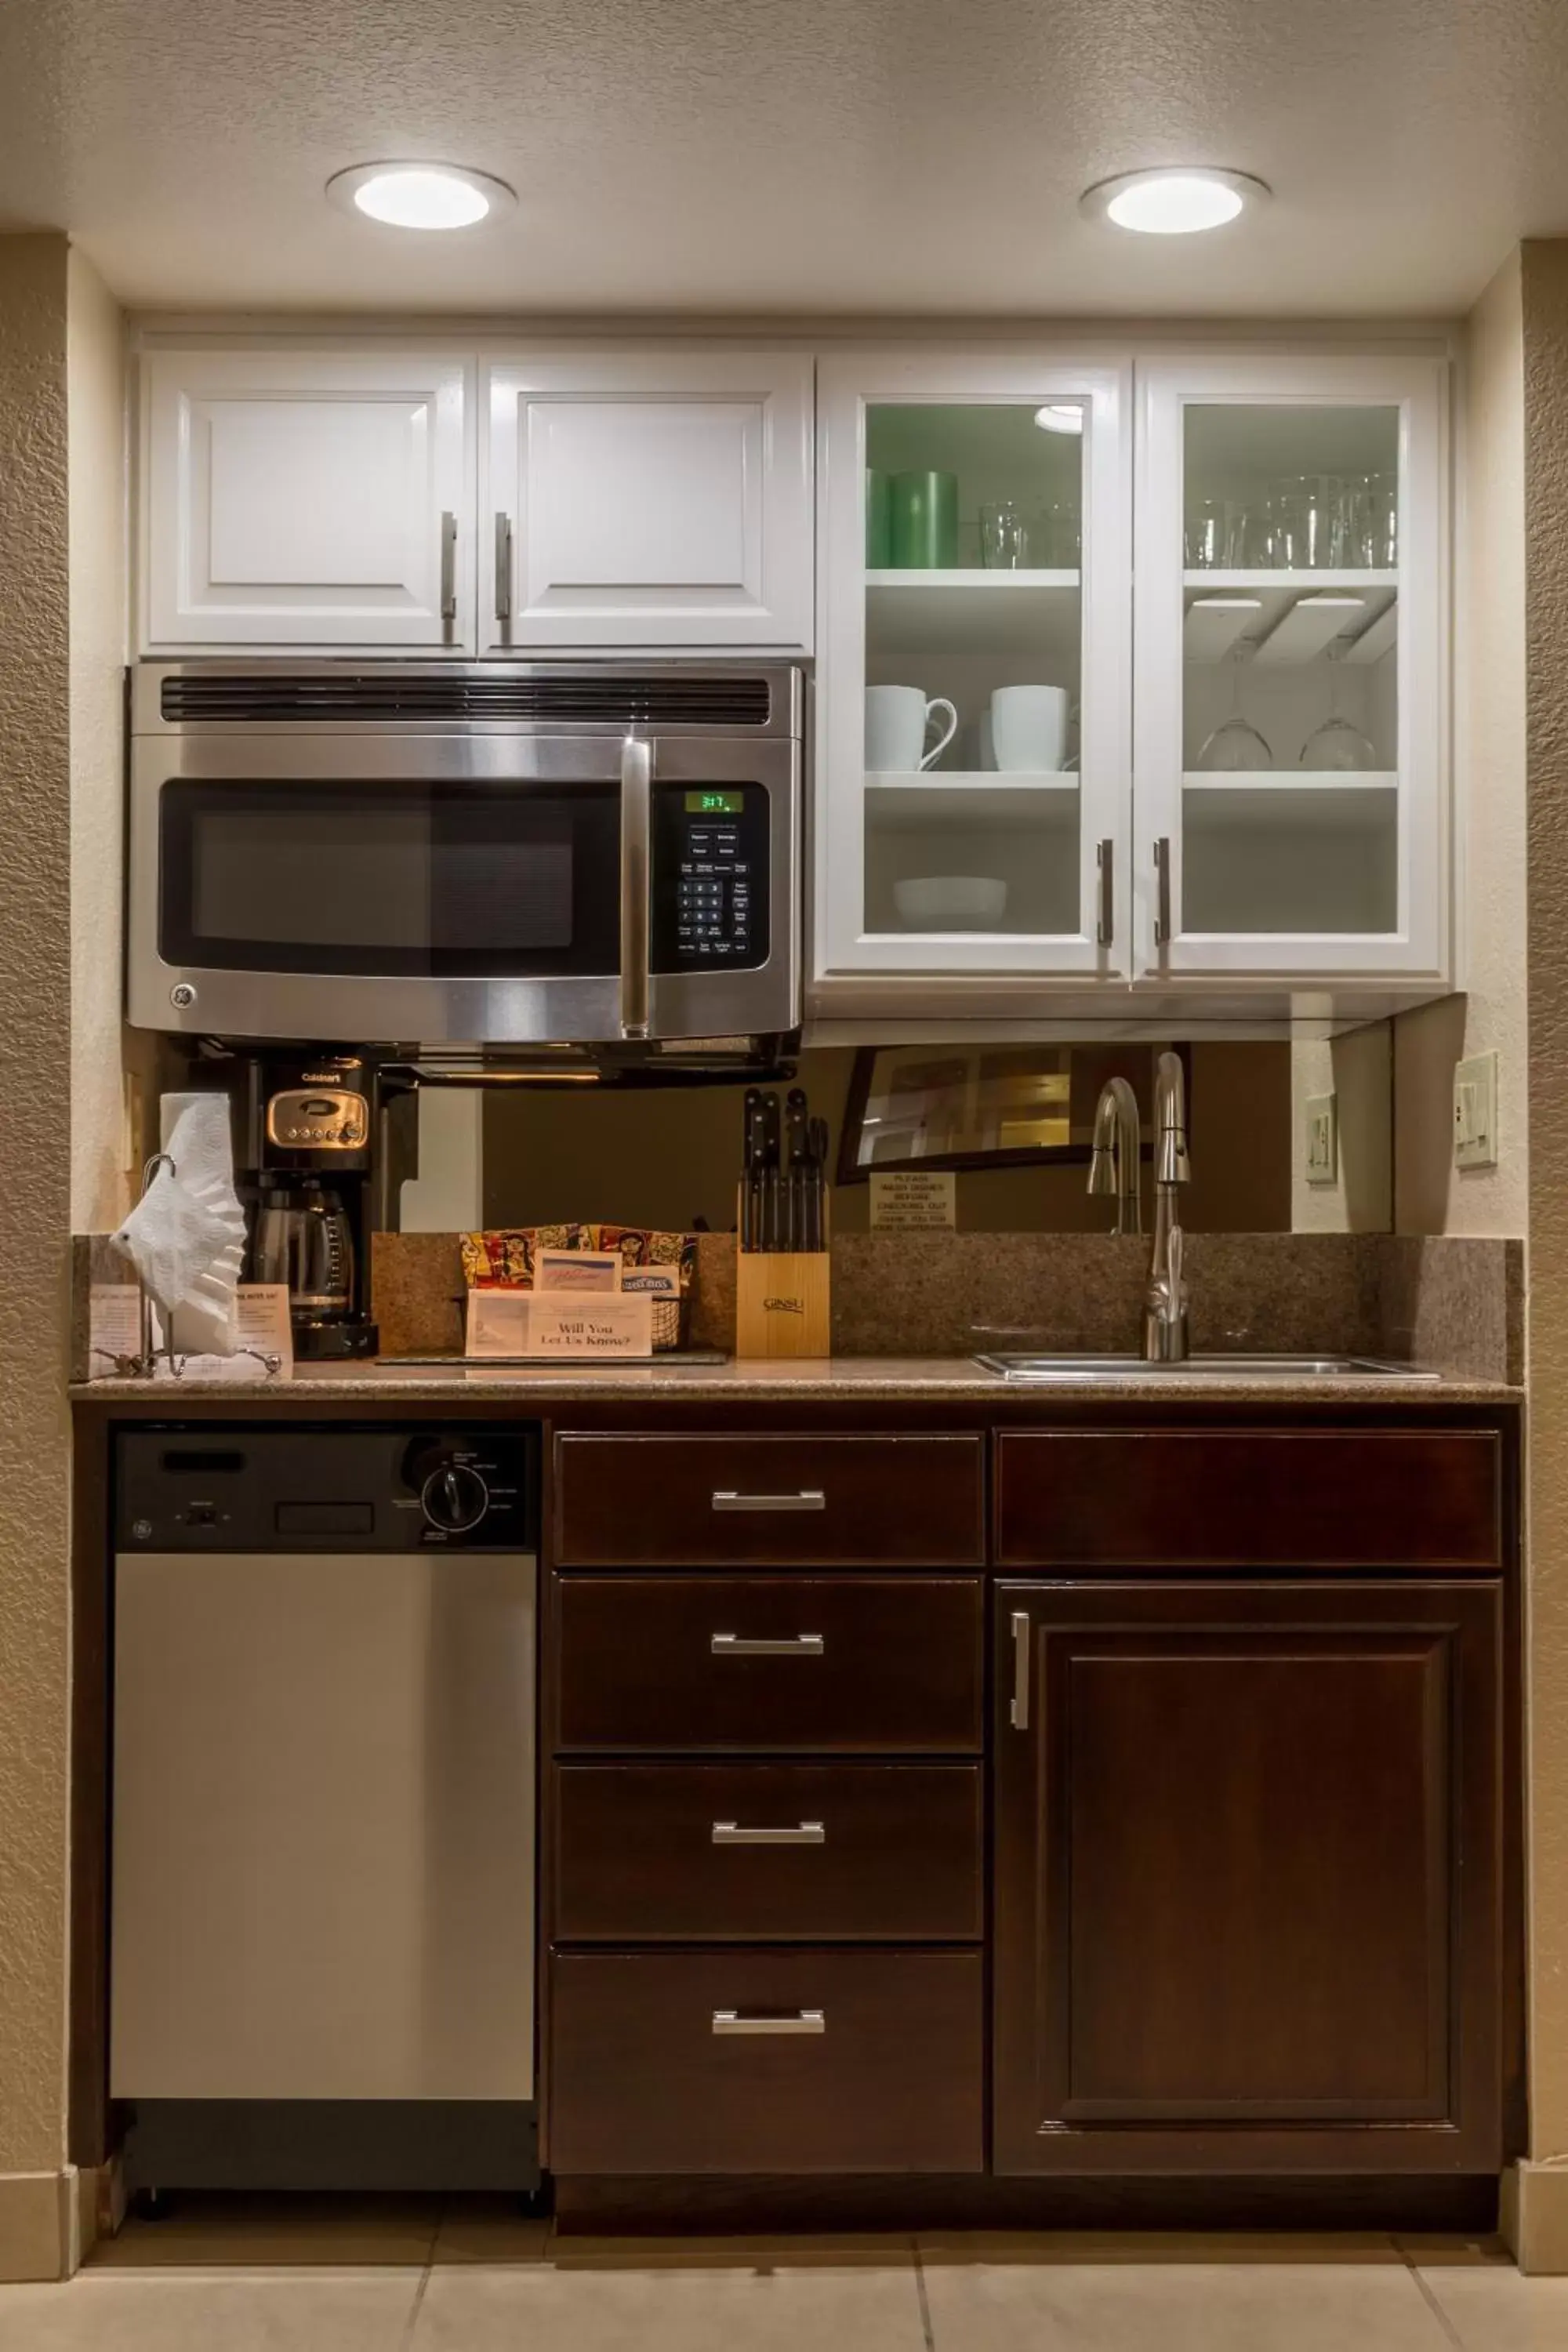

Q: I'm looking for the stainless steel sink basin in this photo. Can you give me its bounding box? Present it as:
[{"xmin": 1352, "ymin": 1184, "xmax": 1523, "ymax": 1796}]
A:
[{"xmin": 974, "ymin": 1352, "xmax": 1440, "ymax": 1382}]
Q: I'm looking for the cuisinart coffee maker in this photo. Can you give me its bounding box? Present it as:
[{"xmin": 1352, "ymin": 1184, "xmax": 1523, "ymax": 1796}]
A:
[{"xmin": 238, "ymin": 1054, "xmax": 389, "ymax": 1358}]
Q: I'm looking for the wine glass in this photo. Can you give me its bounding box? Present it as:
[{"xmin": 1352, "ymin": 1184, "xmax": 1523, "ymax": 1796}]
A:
[
  {"xmin": 1196, "ymin": 655, "xmax": 1272, "ymax": 771},
  {"xmin": 1300, "ymin": 655, "xmax": 1378, "ymax": 770}
]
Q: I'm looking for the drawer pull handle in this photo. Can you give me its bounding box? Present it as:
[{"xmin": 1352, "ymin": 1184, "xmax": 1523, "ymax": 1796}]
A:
[
  {"xmin": 1010, "ymin": 1608, "xmax": 1031, "ymax": 1731},
  {"xmin": 711, "ymin": 1820, "xmax": 826, "ymax": 1846},
  {"xmin": 710, "ymin": 1632, "xmax": 826, "ymax": 1657},
  {"xmin": 712, "ymin": 1489, "xmax": 826, "ymax": 1512},
  {"xmin": 712, "ymin": 2009, "xmax": 826, "ymax": 2036}
]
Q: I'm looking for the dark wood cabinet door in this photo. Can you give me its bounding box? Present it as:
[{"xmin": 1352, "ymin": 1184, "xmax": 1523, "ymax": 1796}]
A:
[{"xmin": 993, "ymin": 1580, "xmax": 1503, "ymax": 2174}]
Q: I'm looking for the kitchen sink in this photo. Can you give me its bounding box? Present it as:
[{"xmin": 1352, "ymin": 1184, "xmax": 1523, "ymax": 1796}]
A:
[{"xmin": 973, "ymin": 1352, "xmax": 1441, "ymax": 1382}]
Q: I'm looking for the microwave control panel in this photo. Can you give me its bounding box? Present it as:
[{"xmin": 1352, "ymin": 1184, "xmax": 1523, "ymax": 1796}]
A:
[{"xmin": 652, "ymin": 785, "xmax": 771, "ymax": 973}]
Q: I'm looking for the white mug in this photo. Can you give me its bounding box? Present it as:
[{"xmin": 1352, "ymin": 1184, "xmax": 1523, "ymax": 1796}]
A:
[
  {"xmin": 866, "ymin": 684, "xmax": 958, "ymax": 774},
  {"xmin": 989, "ymin": 684, "xmax": 1069, "ymax": 773}
]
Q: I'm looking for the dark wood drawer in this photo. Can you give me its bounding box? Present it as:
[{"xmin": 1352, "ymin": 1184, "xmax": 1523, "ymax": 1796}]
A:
[
  {"xmin": 549, "ymin": 1948, "xmax": 984, "ymax": 2173},
  {"xmin": 555, "ymin": 1576, "xmax": 984, "ymax": 1753},
  {"xmin": 996, "ymin": 1430, "xmax": 1503, "ymax": 1571},
  {"xmin": 554, "ymin": 1434, "xmax": 985, "ymax": 1567},
  {"xmin": 554, "ymin": 1762, "xmax": 983, "ymax": 1942}
]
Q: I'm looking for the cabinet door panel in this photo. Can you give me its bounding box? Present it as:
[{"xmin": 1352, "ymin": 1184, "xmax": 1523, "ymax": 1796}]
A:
[
  {"xmin": 142, "ymin": 349, "xmax": 474, "ymax": 650},
  {"xmin": 484, "ymin": 351, "xmax": 813, "ymax": 650},
  {"xmin": 993, "ymin": 1581, "xmax": 1502, "ymax": 2172}
]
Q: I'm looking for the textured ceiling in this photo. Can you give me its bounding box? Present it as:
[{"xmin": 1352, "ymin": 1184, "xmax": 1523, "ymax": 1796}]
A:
[{"xmin": 2, "ymin": 0, "xmax": 1566, "ymax": 316}]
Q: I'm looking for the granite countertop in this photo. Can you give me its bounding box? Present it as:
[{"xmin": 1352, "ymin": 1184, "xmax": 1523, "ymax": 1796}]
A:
[{"xmin": 71, "ymin": 1354, "xmax": 1523, "ymax": 1406}]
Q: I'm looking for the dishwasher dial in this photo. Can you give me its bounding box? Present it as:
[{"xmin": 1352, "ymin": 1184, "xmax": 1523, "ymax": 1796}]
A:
[{"xmin": 420, "ymin": 1461, "xmax": 490, "ymax": 1535}]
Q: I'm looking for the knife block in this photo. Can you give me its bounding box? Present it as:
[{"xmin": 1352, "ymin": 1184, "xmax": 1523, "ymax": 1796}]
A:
[{"xmin": 734, "ymin": 1190, "xmax": 832, "ymax": 1359}]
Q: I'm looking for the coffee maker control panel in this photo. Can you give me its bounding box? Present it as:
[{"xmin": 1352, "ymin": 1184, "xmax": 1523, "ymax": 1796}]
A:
[{"xmin": 266, "ymin": 1089, "xmax": 370, "ymax": 1151}]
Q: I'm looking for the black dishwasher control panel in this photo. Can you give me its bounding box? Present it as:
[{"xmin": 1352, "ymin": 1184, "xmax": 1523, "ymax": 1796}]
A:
[{"xmin": 115, "ymin": 1428, "xmax": 539, "ymax": 1551}]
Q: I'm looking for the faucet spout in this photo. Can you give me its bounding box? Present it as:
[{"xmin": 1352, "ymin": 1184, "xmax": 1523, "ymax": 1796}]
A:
[
  {"xmin": 1144, "ymin": 1052, "xmax": 1192, "ymax": 1362},
  {"xmin": 1087, "ymin": 1076, "xmax": 1142, "ymax": 1236}
]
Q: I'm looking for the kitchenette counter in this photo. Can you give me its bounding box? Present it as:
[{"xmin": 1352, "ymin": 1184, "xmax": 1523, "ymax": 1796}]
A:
[{"xmin": 70, "ymin": 1353, "xmax": 1524, "ymax": 1407}]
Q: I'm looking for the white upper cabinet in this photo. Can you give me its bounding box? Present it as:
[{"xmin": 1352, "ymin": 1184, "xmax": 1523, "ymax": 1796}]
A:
[
  {"xmin": 1134, "ymin": 354, "xmax": 1447, "ymax": 983},
  {"xmin": 481, "ymin": 350, "xmax": 814, "ymax": 652},
  {"xmin": 141, "ymin": 348, "xmax": 474, "ymax": 651},
  {"xmin": 813, "ymin": 351, "xmax": 1131, "ymax": 997}
]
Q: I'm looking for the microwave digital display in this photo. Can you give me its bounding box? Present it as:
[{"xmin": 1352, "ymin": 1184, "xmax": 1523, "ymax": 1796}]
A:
[{"xmin": 684, "ymin": 790, "xmax": 746, "ymax": 815}]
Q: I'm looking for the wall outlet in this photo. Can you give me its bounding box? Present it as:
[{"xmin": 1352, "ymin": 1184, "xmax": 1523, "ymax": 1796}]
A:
[
  {"xmin": 1305, "ymin": 1092, "xmax": 1338, "ymax": 1187},
  {"xmin": 1454, "ymin": 1051, "xmax": 1499, "ymax": 1170}
]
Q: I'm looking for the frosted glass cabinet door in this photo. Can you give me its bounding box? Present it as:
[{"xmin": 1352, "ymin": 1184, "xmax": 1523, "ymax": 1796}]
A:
[
  {"xmin": 815, "ymin": 354, "xmax": 1131, "ymax": 986},
  {"xmin": 1134, "ymin": 355, "xmax": 1447, "ymax": 982},
  {"xmin": 141, "ymin": 349, "xmax": 474, "ymax": 651},
  {"xmin": 483, "ymin": 352, "xmax": 814, "ymax": 650}
]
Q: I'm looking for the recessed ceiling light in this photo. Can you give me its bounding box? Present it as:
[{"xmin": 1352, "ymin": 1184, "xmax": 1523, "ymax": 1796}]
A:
[
  {"xmin": 326, "ymin": 162, "xmax": 517, "ymax": 230},
  {"xmin": 1080, "ymin": 168, "xmax": 1269, "ymax": 236},
  {"xmin": 1034, "ymin": 404, "xmax": 1084, "ymax": 434}
]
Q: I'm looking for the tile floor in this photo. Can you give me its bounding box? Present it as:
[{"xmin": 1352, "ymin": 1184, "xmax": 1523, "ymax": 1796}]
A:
[{"xmin": 0, "ymin": 2201, "xmax": 1564, "ymax": 2350}]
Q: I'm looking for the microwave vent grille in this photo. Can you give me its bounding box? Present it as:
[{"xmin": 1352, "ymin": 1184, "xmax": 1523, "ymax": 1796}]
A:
[{"xmin": 158, "ymin": 673, "xmax": 775, "ymax": 728}]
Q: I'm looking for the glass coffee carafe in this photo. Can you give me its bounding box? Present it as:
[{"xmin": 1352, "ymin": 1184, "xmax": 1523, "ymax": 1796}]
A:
[{"xmin": 252, "ymin": 1177, "xmax": 356, "ymax": 1329}]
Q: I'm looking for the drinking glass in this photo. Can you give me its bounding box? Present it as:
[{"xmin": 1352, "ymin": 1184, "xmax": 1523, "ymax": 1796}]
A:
[
  {"xmin": 1196, "ymin": 714, "xmax": 1274, "ymax": 771},
  {"xmin": 1232, "ymin": 497, "xmax": 1287, "ymax": 568},
  {"xmin": 1031, "ymin": 501, "xmax": 1080, "ymax": 566},
  {"xmin": 1185, "ymin": 498, "xmax": 1229, "ymax": 568},
  {"xmin": 1299, "ymin": 713, "xmax": 1379, "ymax": 771},
  {"xmin": 1275, "ymin": 474, "xmax": 1343, "ymax": 569},
  {"xmin": 1346, "ymin": 471, "xmax": 1398, "ymax": 568},
  {"xmin": 980, "ymin": 501, "xmax": 1029, "ymax": 569}
]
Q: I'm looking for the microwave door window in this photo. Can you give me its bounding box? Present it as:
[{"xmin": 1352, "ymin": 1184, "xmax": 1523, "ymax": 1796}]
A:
[{"xmin": 161, "ymin": 780, "xmax": 619, "ymax": 978}]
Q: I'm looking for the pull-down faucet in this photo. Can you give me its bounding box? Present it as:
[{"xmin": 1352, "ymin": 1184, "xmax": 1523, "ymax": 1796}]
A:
[{"xmin": 1088, "ymin": 1052, "xmax": 1192, "ymax": 1360}]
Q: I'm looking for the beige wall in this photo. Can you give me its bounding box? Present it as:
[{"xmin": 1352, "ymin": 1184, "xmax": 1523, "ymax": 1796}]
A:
[
  {"xmin": 483, "ymin": 1043, "xmax": 1293, "ymax": 1236},
  {"xmin": 67, "ymin": 249, "xmax": 133, "ymax": 1231},
  {"xmin": 1396, "ymin": 253, "xmax": 1529, "ymax": 1236},
  {"xmin": 1519, "ymin": 237, "xmax": 1568, "ymax": 2263},
  {"xmin": 0, "ymin": 234, "xmax": 74, "ymax": 2263}
]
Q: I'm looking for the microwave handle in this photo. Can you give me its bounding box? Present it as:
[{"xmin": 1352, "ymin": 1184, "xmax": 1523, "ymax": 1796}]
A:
[{"xmin": 620, "ymin": 736, "xmax": 652, "ymax": 1040}]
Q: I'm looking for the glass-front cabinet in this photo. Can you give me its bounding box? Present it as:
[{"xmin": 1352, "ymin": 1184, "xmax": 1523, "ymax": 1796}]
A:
[
  {"xmin": 1134, "ymin": 354, "xmax": 1446, "ymax": 981},
  {"xmin": 815, "ymin": 347, "xmax": 1448, "ymax": 1005},
  {"xmin": 816, "ymin": 355, "xmax": 1131, "ymax": 985}
]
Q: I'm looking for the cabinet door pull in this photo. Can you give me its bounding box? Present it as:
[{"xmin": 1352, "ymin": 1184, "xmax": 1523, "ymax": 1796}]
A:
[
  {"xmin": 1153, "ymin": 835, "xmax": 1172, "ymax": 949},
  {"xmin": 710, "ymin": 1632, "xmax": 825, "ymax": 1657},
  {"xmin": 711, "ymin": 1820, "xmax": 826, "ymax": 1846},
  {"xmin": 712, "ymin": 2009, "xmax": 826, "ymax": 2036},
  {"xmin": 712, "ymin": 1489, "xmax": 826, "ymax": 1512},
  {"xmin": 1096, "ymin": 837, "xmax": 1114, "ymax": 947},
  {"xmin": 439, "ymin": 510, "xmax": 459, "ymax": 622},
  {"xmin": 494, "ymin": 511, "xmax": 514, "ymax": 622},
  {"xmin": 1010, "ymin": 1609, "xmax": 1031, "ymax": 1730}
]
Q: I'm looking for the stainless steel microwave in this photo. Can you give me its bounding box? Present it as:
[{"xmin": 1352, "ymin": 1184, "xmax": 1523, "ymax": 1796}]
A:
[{"xmin": 128, "ymin": 662, "xmax": 804, "ymax": 1048}]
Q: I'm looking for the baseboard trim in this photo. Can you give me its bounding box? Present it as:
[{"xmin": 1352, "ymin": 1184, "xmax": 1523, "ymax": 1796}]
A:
[
  {"xmin": 1502, "ymin": 2160, "xmax": 1568, "ymax": 2274},
  {"xmin": 0, "ymin": 2169, "xmax": 78, "ymax": 2284}
]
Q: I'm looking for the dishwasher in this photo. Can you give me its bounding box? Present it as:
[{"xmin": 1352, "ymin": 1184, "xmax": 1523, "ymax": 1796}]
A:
[{"xmin": 111, "ymin": 1425, "xmax": 539, "ymax": 2192}]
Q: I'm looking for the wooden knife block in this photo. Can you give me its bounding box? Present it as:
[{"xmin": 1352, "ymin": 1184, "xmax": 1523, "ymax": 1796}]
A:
[{"xmin": 734, "ymin": 1190, "xmax": 832, "ymax": 1359}]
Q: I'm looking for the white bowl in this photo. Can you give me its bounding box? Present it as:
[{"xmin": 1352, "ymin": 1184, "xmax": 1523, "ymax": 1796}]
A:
[{"xmin": 893, "ymin": 876, "xmax": 1009, "ymax": 931}]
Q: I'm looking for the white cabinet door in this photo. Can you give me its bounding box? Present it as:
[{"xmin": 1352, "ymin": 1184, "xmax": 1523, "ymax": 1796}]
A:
[
  {"xmin": 1134, "ymin": 354, "xmax": 1448, "ymax": 984},
  {"xmin": 142, "ymin": 349, "xmax": 474, "ymax": 651},
  {"xmin": 481, "ymin": 350, "xmax": 813, "ymax": 651},
  {"xmin": 814, "ymin": 350, "xmax": 1131, "ymax": 993}
]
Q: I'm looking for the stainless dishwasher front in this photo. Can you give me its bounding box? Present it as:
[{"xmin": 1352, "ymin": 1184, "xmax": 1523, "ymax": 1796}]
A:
[{"xmin": 111, "ymin": 1426, "xmax": 539, "ymax": 2190}]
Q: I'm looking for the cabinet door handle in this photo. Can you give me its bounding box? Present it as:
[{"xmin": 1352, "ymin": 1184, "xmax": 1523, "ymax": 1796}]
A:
[
  {"xmin": 439, "ymin": 510, "xmax": 458, "ymax": 622},
  {"xmin": 710, "ymin": 1632, "xmax": 825, "ymax": 1657},
  {"xmin": 712, "ymin": 2009, "xmax": 826, "ymax": 2036},
  {"xmin": 1153, "ymin": 835, "xmax": 1172, "ymax": 949},
  {"xmin": 1010, "ymin": 1609, "xmax": 1031, "ymax": 1731},
  {"xmin": 494, "ymin": 510, "xmax": 513, "ymax": 622},
  {"xmin": 712, "ymin": 1489, "xmax": 826, "ymax": 1513},
  {"xmin": 619, "ymin": 735, "xmax": 652, "ymax": 1040},
  {"xmin": 711, "ymin": 1820, "xmax": 826, "ymax": 1846},
  {"xmin": 1096, "ymin": 837, "xmax": 1114, "ymax": 947}
]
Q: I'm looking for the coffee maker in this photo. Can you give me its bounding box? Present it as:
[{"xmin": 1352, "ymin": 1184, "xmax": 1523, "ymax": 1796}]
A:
[{"xmin": 236, "ymin": 1054, "xmax": 391, "ymax": 1358}]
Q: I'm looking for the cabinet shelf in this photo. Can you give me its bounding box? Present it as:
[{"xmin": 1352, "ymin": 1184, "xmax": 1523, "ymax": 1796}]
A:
[
  {"xmin": 866, "ymin": 774, "xmax": 1079, "ymax": 833},
  {"xmin": 1183, "ymin": 779, "xmax": 1398, "ymax": 837},
  {"xmin": 866, "ymin": 572, "xmax": 1081, "ymax": 660}
]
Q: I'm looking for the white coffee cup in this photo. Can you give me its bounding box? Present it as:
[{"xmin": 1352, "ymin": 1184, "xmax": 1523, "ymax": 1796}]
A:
[
  {"xmin": 866, "ymin": 684, "xmax": 959, "ymax": 774},
  {"xmin": 989, "ymin": 684, "xmax": 1069, "ymax": 773}
]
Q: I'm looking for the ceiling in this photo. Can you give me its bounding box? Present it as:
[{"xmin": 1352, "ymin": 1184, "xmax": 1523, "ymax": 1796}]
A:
[{"xmin": 2, "ymin": 0, "xmax": 1567, "ymax": 318}]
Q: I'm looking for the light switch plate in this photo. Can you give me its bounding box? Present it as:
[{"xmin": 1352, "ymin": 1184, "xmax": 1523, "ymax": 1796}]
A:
[
  {"xmin": 1305, "ymin": 1092, "xmax": 1338, "ymax": 1186},
  {"xmin": 1454, "ymin": 1051, "xmax": 1500, "ymax": 1170}
]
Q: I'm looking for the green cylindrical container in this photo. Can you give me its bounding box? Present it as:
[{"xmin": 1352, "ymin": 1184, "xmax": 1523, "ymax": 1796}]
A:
[
  {"xmin": 865, "ymin": 469, "xmax": 892, "ymax": 568},
  {"xmin": 889, "ymin": 469, "xmax": 958, "ymax": 568}
]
